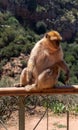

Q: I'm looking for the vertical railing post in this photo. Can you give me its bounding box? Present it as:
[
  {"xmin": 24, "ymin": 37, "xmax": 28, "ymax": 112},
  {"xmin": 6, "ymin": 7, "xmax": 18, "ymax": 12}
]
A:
[
  {"xmin": 46, "ymin": 95, "xmax": 49, "ymax": 130},
  {"xmin": 19, "ymin": 96, "xmax": 25, "ymax": 130},
  {"xmin": 67, "ymin": 110, "xmax": 69, "ymax": 130}
]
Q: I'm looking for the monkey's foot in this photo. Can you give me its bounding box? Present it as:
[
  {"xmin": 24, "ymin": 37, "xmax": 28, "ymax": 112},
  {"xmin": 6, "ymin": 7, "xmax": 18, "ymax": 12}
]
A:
[
  {"xmin": 25, "ymin": 84, "xmax": 37, "ymax": 91},
  {"xmin": 14, "ymin": 83, "xmax": 24, "ymax": 87}
]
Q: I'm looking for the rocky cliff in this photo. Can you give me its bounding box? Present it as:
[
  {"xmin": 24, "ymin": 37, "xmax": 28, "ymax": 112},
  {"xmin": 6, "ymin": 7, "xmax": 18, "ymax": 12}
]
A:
[{"xmin": 0, "ymin": 0, "xmax": 78, "ymax": 41}]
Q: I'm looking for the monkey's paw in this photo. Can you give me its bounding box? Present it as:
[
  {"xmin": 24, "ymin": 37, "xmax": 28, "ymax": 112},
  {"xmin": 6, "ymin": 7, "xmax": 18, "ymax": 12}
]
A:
[
  {"xmin": 25, "ymin": 84, "xmax": 36, "ymax": 91},
  {"xmin": 14, "ymin": 83, "xmax": 20, "ymax": 87},
  {"xmin": 14, "ymin": 83, "xmax": 24, "ymax": 87}
]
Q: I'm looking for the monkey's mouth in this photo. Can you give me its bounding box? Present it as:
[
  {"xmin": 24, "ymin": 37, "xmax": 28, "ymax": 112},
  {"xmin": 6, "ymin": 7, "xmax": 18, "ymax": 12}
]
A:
[
  {"xmin": 56, "ymin": 40, "xmax": 60, "ymax": 45},
  {"xmin": 54, "ymin": 40, "xmax": 60, "ymax": 48}
]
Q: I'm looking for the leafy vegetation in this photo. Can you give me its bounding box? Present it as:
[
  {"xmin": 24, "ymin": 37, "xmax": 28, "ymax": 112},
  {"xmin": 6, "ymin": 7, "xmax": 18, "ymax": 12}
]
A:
[
  {"xmin": 36, "ymin": 21, "xmax": 47, "ymax": 34},
  {"xmin": 0, "ymin": 11, "xmax": 40, "ymax": 66},
  {"xmin": 53, "ymin": 122, "xmax": 66, "ymax": 129}
]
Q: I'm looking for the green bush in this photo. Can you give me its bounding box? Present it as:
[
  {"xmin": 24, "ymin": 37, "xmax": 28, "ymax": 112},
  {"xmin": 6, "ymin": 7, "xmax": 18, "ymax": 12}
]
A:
[
  {"xmin": 14, "ymin": 35, "xmax": 26, "ymax": 44},
  {"xmin": 0, "ymin": 76, "xmax": 14, "ymax": 87},
  {"xmin": 0, "ymin": 96, "xmax": 18, "ymax": 120},
  {"xmin": 3, "ymin": 27, "xmax": 16, "ymax": 44},
  {"xmin": 0, "ymin": 43, "xmax": 23, "ymax": 59},
  {"xmin": 36, "ymin": 21, "xmax": 47, "ymax": 34},
  {"xmin": 0, "ymin": 39, "xmax": 5, "ymax": 48},
  {"xmin": 65, "ymin": 55, "xmax": 75, "ymax": 64},
  {"xmin": 7, "ymin": 16, "xmax": 19, "ymax": 26},
  {"xmin": 51, "ymin": 101, "xmax": 66, "ymax": 114},
  {"xmin": 23, "ymin": 43, "xmax": 35, "ymax": 54},
  {"xmin": 36, "ymin": 5, "xmax": 46, "ymax": 12}
]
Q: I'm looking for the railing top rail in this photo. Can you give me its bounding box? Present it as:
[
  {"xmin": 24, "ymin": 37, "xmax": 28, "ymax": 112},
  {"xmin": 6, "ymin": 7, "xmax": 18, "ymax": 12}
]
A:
[{"xmin": 0, "ymin": 85, "xmax": 78, "ymax": 96}]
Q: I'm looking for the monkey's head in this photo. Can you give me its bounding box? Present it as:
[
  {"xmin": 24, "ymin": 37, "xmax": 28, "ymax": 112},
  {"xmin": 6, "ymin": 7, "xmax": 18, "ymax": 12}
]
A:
[{"xmin": 45, "ymin": 31, "xmax": 62, "ymax": 49}]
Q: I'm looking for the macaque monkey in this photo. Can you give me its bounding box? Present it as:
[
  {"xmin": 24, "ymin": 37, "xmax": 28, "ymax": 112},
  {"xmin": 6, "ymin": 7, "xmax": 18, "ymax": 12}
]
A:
[{"xmin": 15, "ymin": 30, "xmax": 70, "ymax": 91}]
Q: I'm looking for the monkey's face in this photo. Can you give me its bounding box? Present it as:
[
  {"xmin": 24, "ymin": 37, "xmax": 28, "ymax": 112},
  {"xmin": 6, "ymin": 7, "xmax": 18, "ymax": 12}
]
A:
[{"xmin": 45, "ymin": 31, "xmax": 62, "ymax": 49}]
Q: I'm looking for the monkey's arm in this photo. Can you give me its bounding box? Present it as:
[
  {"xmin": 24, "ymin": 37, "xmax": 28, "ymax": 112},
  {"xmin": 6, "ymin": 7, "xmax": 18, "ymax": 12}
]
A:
[
  {"xmin": 57, "ymin": 60, "xmax": 70, "ymax": 83},
  {"xmin": 27, "ymin": 52, "xmax": 36, "ymax": 83},
  {"xmin": 27, "ymin": 42, "xmax": 41, "ymax": 83}
]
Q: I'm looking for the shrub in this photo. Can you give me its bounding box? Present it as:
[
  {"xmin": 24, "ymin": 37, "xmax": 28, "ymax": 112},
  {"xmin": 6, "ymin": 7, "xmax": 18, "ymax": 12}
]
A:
[
  {"xmin": 51, "ymin": 101, "xmax": 66, "ymax": 114},
  {"xmin": 65, "ymin": 55, "xmax": 75, "ymax": 64},
  {"xmin": 14, "ymin": 35, "xmax": 26, "ymax": 44},
  {"xmin": 1, "ymin": 27, "xmax": 16, "ymax": 46},
  {"xmin": 0, "ymin": 43, "xmax": 23, "ymax": 59},
  {"xmin": 0, "ymin": 39, "xmax": 5, "ymax": 48},
  {"xmin": 36, "ymin": 21, "xmax": 47, "ymax": 34},
  {"xmin": 36, "ymin": 5, "xmax": 46, "ymax": 12},
  {"xmin": 0, "ymin": 96, "xmax": 18, "ymax": 120},
  {"xmin": 7, "ymin": 16, "xmax": 19, "ymax": 26},
  {"xmin": 23, "ymin": 43, "xmax": 35, "ymax": 54},
  {"xmin": 21, "ymin": 60, "xmax": 27, "ymax": 68},
  {"xmin": 0, "ymin": 76, "xmax": 14, "ymax": 87}
]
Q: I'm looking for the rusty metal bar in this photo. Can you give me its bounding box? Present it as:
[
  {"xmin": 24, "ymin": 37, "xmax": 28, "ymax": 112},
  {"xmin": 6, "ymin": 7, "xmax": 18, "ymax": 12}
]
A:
[
  {"xmin": 19, "ymin": 96, "xmax": 25, "ymax": 130},
  {"xmin": 33, "ymin": 109, "xmax": 47, "ymax": 130},
  {"xmin": 67, "ymin": 110, "xmax": 69, "ymax": 130},
  {"xmin": 46, "ymin": 95, "xmax": 49, "ymax": 130},
  {"xmin": 0, "ymin": 85, "xmax": 78, "ymax": 96},
  {"xmin": 32, "ymin": 95, "xmax": 49, "ymax": 130}
]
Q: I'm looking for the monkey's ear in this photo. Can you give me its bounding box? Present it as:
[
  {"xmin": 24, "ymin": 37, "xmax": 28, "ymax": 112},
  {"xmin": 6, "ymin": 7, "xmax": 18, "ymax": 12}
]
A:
[
  {"xmin": 45, "ymin": 33, "xmax": 50, "ymax": 39},
  {"xmin": 45, "ymin": 33, "xmax": 56, "ymax": 40}
]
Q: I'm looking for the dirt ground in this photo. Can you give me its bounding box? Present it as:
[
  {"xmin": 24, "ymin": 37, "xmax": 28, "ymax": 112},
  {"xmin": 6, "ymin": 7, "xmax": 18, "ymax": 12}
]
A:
[{"xmin": 0, "ymin": 107, "xmax": 78, "ymax": 130}]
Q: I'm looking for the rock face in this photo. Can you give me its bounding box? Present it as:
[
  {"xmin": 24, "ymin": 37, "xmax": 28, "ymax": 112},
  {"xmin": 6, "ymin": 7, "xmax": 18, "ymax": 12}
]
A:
[
  {"xmin": 2, "ymin": 54, "xmax": 29, "ymax": 77},
  {"xmin": 0, "ymin": 0, "xmax": 78, "ymax": 41}
]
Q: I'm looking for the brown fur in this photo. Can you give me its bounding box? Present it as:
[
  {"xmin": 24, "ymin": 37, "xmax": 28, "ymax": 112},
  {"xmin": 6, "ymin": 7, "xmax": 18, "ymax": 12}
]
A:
[{"xmin": 15, "ymin": 31, "xmax": 70, "ymax": 91}]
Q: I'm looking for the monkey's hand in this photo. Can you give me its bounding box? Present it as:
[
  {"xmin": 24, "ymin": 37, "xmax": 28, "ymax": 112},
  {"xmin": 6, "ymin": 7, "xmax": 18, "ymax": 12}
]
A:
[
  {"xmin": 27, "ymin": 70, "xmax": 33, "ymax": 84},
  {"xmin": 64, "ymin": 70, "xmax": 70, "ymax": 84}
]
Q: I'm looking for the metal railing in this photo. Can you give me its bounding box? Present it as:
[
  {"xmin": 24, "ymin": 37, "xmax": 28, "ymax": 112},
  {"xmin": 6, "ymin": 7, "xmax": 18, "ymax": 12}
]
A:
[{"xmin": 0, "ymin": 85, "xmax": 78, "ymax": 130}]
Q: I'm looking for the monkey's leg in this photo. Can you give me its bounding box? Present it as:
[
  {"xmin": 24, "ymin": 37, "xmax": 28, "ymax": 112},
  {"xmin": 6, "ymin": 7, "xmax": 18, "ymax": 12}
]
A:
[
  {"xmin": 37, "ymin": 69, "xmax": 54, "ymax": 89},
  {"xmin": 25, "ymin": 66, "xmax": 59, "ymax": 91},
  {"xmin": 25, "ymin": 68, "xmax": 58, "ymax": 91},
  {"xmin": 25, "ymin": 69, "xmax": 55, "ymax": 91},
  {"xmin": 14, "ymin": 68, "xmax": 28, "ymax": 87},
  {"xmin": 20, "ymin": 68, "xmax": 28, "ymax": 87},
  {"xmin": 37, "ymin": 66, "xmax": 60, "ymax": 89}
]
